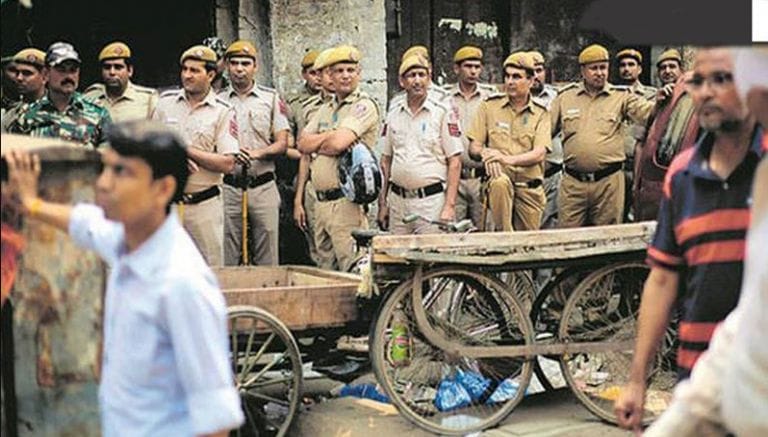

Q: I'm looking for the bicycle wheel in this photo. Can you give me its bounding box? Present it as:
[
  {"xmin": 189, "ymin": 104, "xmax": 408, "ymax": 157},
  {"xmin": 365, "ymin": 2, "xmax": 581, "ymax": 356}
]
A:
[
  {"xmin": 496, "ymin": 269, "xmax": 537, "ymax": 312},
  {"xmin": 228, "ymin": 306, "xmax": 303, "ymax": 437},
  {"xmin": 370, "ymin": 268, "xmax": 534, "ymax": 435},
  {"xmin": 557, "ymin": 262, "xmax": 676, "ymax": 424}
]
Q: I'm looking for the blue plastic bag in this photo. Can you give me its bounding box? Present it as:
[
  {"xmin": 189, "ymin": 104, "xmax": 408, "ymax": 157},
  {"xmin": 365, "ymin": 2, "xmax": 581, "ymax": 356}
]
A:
[
  {"xmin": 338, "ymin": 383, "xmax": 390, "ymax": 403},
  {"xmin": 486, "ymin": 378, "xmax": 520, "ymax": 404},
  {"xmin": 434, "ymin": 377, "xmax": 472, "ymax": 411},
  {"xmin": 456, "ymin": 369, "xmax": 491, "ymax": 401}
]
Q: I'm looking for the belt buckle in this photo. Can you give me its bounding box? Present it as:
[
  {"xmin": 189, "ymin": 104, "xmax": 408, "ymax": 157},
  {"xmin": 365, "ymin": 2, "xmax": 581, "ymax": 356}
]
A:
[
  {"xmin": 182, "ymin": 193, "xmax": 193, "ymax": 203},
  {"xmin": 585, "ymin": 173, "xmax": 596, "ymax": 182}
]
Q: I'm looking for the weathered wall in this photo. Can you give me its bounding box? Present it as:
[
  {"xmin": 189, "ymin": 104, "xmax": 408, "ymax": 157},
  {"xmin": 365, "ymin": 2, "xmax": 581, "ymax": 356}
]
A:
[{"xmin": 269, "ymin": 0, "xmax": 388, "ymax": 109}]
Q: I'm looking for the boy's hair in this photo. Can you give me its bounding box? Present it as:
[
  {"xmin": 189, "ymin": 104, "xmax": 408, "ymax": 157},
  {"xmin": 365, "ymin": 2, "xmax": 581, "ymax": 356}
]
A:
[{"xmin": 107, "ymin": 120, "xmax": 189, "ymax": 212}]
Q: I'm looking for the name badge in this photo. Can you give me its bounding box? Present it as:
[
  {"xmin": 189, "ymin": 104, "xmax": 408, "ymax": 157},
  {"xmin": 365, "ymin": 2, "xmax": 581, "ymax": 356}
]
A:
[
  {"xmin": 565, "ymin": 108, "xmax": 580, "ymax": 116},
  {"xmin": 164, "ymin": 117, "xmax": 178, "ymax": 125},
  {"xmin": 495, "ymin": 121, "xmax": 510, "ymax": 130}
]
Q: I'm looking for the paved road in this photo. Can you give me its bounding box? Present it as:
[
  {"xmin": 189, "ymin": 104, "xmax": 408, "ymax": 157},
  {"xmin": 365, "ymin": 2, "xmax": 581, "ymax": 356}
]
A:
[{"xmin": 292, "ymin": 376, "xmax": 631, "ymax": 436}]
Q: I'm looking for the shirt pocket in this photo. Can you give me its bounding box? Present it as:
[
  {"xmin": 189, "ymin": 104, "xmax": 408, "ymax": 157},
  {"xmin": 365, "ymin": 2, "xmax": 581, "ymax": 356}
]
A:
[
  {"xmin": 562, "ymin": 113, "xmax": 580, "ymax": 135},
  {"xmin": 489, "ymin": 127, "xmax": 511, "ymax": 151},
  {"xmin": 190, "ymin": 118, "xmax": 218, "ymax": 151},
  {"xmin": 597, "ymin": 112, "xmax": 620, "ymax": 135},
  {"xmin": 512, "ymin": 130, "xmax": 535, "ymax": 152},
  {"xmin": 248, "ymin": 108, "xmax": 272, "ymax": 143}
]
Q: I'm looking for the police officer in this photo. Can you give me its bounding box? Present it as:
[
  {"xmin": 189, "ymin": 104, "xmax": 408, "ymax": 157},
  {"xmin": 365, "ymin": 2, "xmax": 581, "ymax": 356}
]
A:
[
  {"xmin": 220, "ymin": 40, "xmax": 290, "ymax": 266},
  {"xmin": 1, "ymin": 48, "xmax": 46, "ymax": 132},
  {"xmin": 202, "ymin": 37, "xmax": 230, "ymax": 93},
  {"xmin": 551, "ymin": 44, "xmax": 656, "ymax": 227},
  {"xmin": 528, "ymin": 50, "xmax": 563, "ymax": 229},
  {"xmin": 442, "ymin": 46, "xmax": 496, "ymax": 228},
  {"xmin": 8, "ymin": 42, "xmax": 111, "ymax": 148},
  {"xmin": 287, "ymin": 50, "xmax": 321, "ymax": 136},
  {"xmin": 293, "ymin": 47, "xmax": 337, "ymax": 267},
  {"xmin": 616, "ymin": 48, "xmax": 657, "ymax": 221},
  {"xmin": 388, "ymin": 45, "xmax": 449, "ymax": 110},
  {"xmin": 656, "ymin": 48, "xmax": 684, "ymax": 86},
  {"xmin": 152, "ymin": 45, "xmax": 242, "ymax": 266},
  {"xmin": 468, "ymin": 52, "xmax": 550, "ymax": 232},
  {"xmin": 296, "ymin": 45, "xmax": 380, "ymax": 271},
  {"xmin": 84, "ymin": 42, "xmax": 158, "ymax": 123},
  {"xmin": 378, "ymin": 54, "xmax": 463, "ymax": 234}
]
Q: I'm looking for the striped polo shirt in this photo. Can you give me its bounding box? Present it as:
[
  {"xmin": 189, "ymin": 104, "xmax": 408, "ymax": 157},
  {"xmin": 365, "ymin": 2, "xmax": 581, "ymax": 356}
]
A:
[{"xmin": 647, "ymin": 124, "xmax": 765, "ymax": 378}]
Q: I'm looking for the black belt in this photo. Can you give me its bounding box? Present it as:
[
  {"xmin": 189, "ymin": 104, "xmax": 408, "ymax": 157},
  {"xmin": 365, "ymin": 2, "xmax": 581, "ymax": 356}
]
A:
[
  {"xmin": 460, "ymin": 167, "xmax": 486, "ymax": 180},
  {"xmin": 564, "ymin": 162, "xmax": 624, "ymax": 183},
  {"xmin": 316, "ymin": 188, "xmax": 344, "ymax": 202},
  {"xmin": 513, "ymin": 179, "xmax": 543, "ymax": 189},
  {"xmin": 390, "ymin": 182, "xmax": 444, "ymax": 199},
  {"xmin": 223, "ymin": 172, "xmax": 275, "ymax": 189},
  {"xmin": 179, "ymin": 186, "xmax": 220, "ymax": 205},
  {"xmin": 544, "ymin": 162, "xmax": 563, "ymax": 179}
]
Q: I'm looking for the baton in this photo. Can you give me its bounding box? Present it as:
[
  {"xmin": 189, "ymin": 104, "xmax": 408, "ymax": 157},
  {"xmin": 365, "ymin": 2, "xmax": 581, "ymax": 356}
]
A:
[{"xmin": 241, "ymin": 164, "xmax": 249, "ymax": 265}]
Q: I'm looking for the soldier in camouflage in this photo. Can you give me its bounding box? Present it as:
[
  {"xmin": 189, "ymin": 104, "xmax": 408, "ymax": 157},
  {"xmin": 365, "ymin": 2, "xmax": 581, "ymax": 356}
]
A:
[
  {"xmin": 8, "ymin": 42, "xmax": 111, "ymax": 148},
  {"xmin": 1, "ymin": 48, "xmax": 47, "ymax": 132}
]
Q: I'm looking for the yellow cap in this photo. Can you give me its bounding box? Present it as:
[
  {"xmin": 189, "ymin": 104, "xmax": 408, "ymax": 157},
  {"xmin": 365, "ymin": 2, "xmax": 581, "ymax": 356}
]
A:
[
  {"xmin": 453, "ymin": 46, "xmax": 483, "ymax": 64},
  {"xmin": 528, "ymin": 50, "xmax": 545, "ymax": 65},
  {"xmin": 616, "ymin": 48, "xmax": 642, "ymax": 64},
  {"xmin": 98, "ymin": 42, "xmax": 131, "ymax": 62},
  {"xmin": 401, "ymin": 45, "xmax": 428, "ymax": 62},
  {"xmin": 13, "ymin": 48, "xmax": 46, "ymax": 67},
  {"xmin": 324, "ymin": 45, "xmax": 362, "ymax": 68},
  {"xmin": 399, "ymin": 54, "xmax": 430, "ymax": 76},
  {"xmin": 503, "ymin": 51, "xmax": 535, "ymax": 71},
  {"xmin": 578, "ymin": 44, "xmax": 609, "ymax": 65},
  {"xmin": 179, "ymin": 45, "xmax": 218, "ymax": 65},
  {"xmin": 301, "ymin": 50, "xmax": 319, "ymax": 68},
  {"xmin": 225, "ymin": 40, "xmax": 257, "ymax": 59},
  {"xmin": 312, "ymin": 48, "xmax": 335, "ymax": 70},
  {"xmin": 656, "ymin": 48, "xmax": 682, "ymax": 66}
]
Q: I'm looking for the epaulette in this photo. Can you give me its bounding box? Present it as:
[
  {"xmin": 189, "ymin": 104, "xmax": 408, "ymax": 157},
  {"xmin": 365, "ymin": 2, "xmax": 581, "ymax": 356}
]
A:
[
  {"xmin": 256, "ymin": 84, "xmax": 277, "ymax": 95},
  {"xmin": 159, "ymin": 89, "xmax": 183, "ymax": 98},
  {"xmin": 84, "ymin": 83, "xmax": 105, "ymax": 95},
  {"xmin": 132, "ymin": 83, "xmax": 158, "ymax": 95},
  {"xmin": 556, "ymin": 82, "xmax": 579, "ymax": 93},
  {"xmin": 214, "ymin": 96, "xmax": 233, "ymax": 108},
  {"xmin": 478, "ymin": 83, "xmax": 499, "ymax": 92},
  {"xmin": 609, "ymin": 84, "xmax": 631, "ymax": 92},
  {"xmin": 485, "ymin": 92, "xmax": 506, "ymax": 101},
  {"xmin": 531, "ymin": 99, "xmax": 548, "ymax": 110}
]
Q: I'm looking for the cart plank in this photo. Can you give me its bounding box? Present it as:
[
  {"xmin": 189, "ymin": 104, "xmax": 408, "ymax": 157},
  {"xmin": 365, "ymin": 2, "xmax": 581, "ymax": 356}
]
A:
[
  {"xmin": 214, "ymin": 266, "xmax": 360, "ymax": 330},
  {"xmin": 371, "ymin": 222, "xmax": 656, "ymax": 266}
]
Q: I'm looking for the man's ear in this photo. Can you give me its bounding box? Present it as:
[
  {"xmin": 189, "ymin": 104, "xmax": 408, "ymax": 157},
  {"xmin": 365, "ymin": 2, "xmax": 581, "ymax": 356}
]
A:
[
  {"xmin": 127, "ymin": 65, "xmax": 134, "ymax": 79},
  {"xmin": 155, "ymin": 175, "xmax": 177, "ymax": 208}
]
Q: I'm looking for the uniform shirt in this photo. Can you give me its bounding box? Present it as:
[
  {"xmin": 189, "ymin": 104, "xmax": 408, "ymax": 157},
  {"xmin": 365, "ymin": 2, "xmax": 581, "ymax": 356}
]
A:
[
  {"xmin": 647, "ymin": 126, "xmax": 765, "ymax": 378},
  {"xmin": 467, "ymin": 94, "xmax": 552, "ymax": 182},
  {"xmin": 68, "ymin": 204, "xmax": 243, "ymax": 436},
  {"xmin": 622, "ymin": 81, "xmax": 658, "ymax": 156},
  {"xmin": 286, "ymin": 84, "xmax": 319, "ymax": 135},
  {"xmin": 8, "ymin": 92, "xmax": 112, "ymax": 148},
  {"xmin": 533, "ymin": 84, "xmax": 563, "ymax": 165},
  {"xmin": 1, "ymin": 98, "xmax": 41, "ymax": 132},
  {"xmin": 84, "ymin": 81, "xmax": 159, "ymax": 123},
  {"xmin": 443, "ymin": 82, "xmax": 496, "ymax": 168},
  {"xmin": 300, "ymin": 92, "xmax": 331, "ymax": 131},
  {"xmin": 219, "ymin": 83, "xmax": 290, "ymax": 176},
  {"xmin": 550, "ymin": 81, "xmax": 655, "ymax": 172},
  {"xmin": 152, "ymin": 89, "xmax": 239, "ymax": 192},
  {"xmin": 304, "ymin": 87, "xmax": 380, "ymax": 191},
  {"xmin": 380, "ymin": 96, "xmax": 463, "ymax": 189}
]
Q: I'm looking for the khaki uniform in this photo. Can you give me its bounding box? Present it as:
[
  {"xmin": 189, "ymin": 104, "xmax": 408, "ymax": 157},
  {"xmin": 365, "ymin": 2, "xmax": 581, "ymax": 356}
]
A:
[
  {"xmin": 442, "ymin": 82, "xmax": 496, "ymax": 228},
  {"xmin": 220, "ymin": 84, "xmax": 290, "ymax": 266},
  {"xmin": 468, "ymin": 95, "xmax": 551, "ymax": 231},
  {"xmin": 287, "ymin": 85, "xmax": 319, "ymax": 135},
  {"xmin": 551, "ymin": 82, "xmax": 654, "ymax": 227},
  {"xmin": 305, "ymin": 87, "xmax": 379, "ymax": 271},
  {"xmin": 380, "ymin": 97, "xmax": 463, "ymax": 234},
  {"xmin": 533, "ymin": 84, "xmax": 563, "ymax": 229},
  {"xmin": 84, "ymin": 81, "xmax": 158, "ymax": 123},
  {"xmin": 152, "ymin": 89, "xmax": 240, "ymax": 266},
  {"xmin": 622, "ymin": 81, "xmax": 657, "ymax": 221}
]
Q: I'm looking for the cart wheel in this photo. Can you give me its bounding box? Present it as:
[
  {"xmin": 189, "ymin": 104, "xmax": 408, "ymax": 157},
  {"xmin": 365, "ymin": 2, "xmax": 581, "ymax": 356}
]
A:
[
  {"xmin": 557, "ymin": 262, "xmax": 676, "ymax": 424},
  {"xmin": 370, "ymin": 268, "xmax": 534, "ymax": 435},
  {"xmin": 529, "ymin": 266, "xmax": 589, "ymax": 392},
  {"xmin": 228, "ymin": 305, "xmax": 303, "ymax": 437}
]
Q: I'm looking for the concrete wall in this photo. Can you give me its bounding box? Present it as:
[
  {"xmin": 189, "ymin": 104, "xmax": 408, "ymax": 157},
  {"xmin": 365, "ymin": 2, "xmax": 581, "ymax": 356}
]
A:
[{"xmin": 269, "ymin": 0, "xmax": 388, "ymax": 109}]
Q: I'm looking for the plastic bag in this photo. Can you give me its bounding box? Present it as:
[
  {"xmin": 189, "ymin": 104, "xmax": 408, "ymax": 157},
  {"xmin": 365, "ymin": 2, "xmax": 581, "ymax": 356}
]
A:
[
  {"xmin": 486, "ymin": 378, "xmax": 520, "ymax": 404},
  {"xmin": 456, "ymin": 369, "xmax": 491, "ymax": 401},
  {"xmin": 434, "ymin": 377, "xmax": 472, "ymax": 411}
]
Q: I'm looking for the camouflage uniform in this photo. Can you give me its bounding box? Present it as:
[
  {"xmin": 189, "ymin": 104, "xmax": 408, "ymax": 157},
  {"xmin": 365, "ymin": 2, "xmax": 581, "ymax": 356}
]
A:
[{"xmin": 8, "ymin": 92, "xmax": 112, "ymax": 147}]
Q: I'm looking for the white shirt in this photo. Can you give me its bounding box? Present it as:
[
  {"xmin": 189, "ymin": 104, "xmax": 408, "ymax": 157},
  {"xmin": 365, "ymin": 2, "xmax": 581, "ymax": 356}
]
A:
[{"xmin": 69, "ymin": 204, "xmax": 243, "ymax": 436}]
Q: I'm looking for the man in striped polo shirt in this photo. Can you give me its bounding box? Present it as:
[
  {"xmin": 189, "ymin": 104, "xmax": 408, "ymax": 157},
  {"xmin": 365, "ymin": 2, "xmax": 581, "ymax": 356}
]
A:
[{"xmin": 615, "ymin": 47, "xmax": 765, "ymax": 431}]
